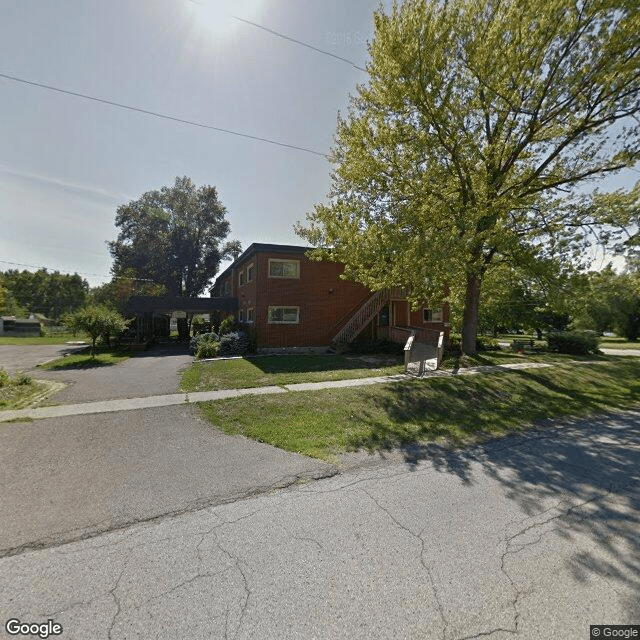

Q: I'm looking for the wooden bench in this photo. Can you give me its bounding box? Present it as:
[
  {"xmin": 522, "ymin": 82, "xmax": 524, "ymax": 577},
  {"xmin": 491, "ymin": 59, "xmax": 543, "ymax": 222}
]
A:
[{"xmin": 511, "ymin": 339, "xmax": 534, "ymax": 351}]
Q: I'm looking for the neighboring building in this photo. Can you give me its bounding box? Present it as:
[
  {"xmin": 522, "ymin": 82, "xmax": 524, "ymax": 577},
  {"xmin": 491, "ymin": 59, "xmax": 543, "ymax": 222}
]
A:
[
  {"xmin": 0, "ymin": 316, "xmax": 41, "ymax": 336},
  {"xmin": 210, "ymin": 243, "xmax": 449, "ymax": 351}
]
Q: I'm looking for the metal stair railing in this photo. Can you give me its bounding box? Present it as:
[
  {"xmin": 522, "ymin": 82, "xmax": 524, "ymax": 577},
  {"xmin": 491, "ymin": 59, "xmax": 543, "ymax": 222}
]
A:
[{"xmin": 332, "ymin": 289, "xmax": 390, "ymax": 344}]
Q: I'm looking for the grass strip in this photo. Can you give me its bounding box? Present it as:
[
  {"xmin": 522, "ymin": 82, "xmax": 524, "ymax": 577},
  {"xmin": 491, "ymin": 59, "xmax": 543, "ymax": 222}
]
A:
[
  {"xmin": 197, "ymin": 358, "xmax": 640, "ymax": 461},
  {"xmin": 181, "ymin": 354, "xmax": 404, "ymax": 391},
  {"xmin": 0, "ymin": 333, "xmax": 88, "ymax": 345}
]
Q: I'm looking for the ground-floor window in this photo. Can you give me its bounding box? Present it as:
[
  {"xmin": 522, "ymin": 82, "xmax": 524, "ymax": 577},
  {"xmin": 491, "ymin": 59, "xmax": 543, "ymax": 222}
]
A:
[
  {"xmin": 268, "ymin": 306, "xmax": 300, "ymax": 324},
  {"xmin": 423, "ymin": 307, "xmax": 443, "ymax": 322},
  {"xmin": 246, "ymin": 308, "xmax": 254, "ymax": 323}
]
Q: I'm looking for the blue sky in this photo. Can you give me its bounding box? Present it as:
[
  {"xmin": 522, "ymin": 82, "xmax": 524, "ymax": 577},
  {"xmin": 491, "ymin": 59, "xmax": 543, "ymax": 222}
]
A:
[
  {"xmin": 0, "ymin": 0, "xmax": 386, "ymax": 286},
  {"xmin": 0, "ymin": 0, "xmax": 635, "ymax": 287}
]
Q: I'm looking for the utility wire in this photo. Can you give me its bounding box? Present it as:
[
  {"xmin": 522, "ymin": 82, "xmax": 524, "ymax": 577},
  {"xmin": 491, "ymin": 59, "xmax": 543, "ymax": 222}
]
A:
[
  {"xmin": 230, "ymin": 15, "xmax": 367, "ymax": 72},
  {"xmin": 0, "ymin": 72, "xmax": 329, "ymax": 158},
  {"xmin": 0, "ymin": 259, "xmax": 154, "ymax": 281}
]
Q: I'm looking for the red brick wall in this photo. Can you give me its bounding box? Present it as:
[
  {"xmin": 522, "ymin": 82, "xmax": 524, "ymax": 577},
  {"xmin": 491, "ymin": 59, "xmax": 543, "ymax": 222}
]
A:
[
  {"xmin": 235, "ymin": 251, "xmax": 370, "ymax": 347},
  {"xmin": 220, "ymin": 248, "xmax": 450, "ymax": 348}
]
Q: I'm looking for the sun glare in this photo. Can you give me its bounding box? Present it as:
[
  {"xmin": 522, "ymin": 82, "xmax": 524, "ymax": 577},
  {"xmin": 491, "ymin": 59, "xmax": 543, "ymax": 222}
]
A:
[{"xmin": 185, "ymin": 0, "xmax": 265, "ymax": 40}]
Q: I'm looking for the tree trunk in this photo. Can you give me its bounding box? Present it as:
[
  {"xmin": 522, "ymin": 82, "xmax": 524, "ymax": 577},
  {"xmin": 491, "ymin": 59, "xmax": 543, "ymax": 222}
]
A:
[{"xmin": 461, "ymin": 273, "xmax": 481, "ymax": 355}]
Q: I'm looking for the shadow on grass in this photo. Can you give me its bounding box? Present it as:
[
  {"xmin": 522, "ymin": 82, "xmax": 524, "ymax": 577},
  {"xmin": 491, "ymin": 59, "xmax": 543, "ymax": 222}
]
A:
[
  {"xmin": 246, "ymin": 354, "xmax": 401, "ymax": 375},
  {"xmin": 346, "ymin": 367, "xmax": 640, "ymax": 616}
]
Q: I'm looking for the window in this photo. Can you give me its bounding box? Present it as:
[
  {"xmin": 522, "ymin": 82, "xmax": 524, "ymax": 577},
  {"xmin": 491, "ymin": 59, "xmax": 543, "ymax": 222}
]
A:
[
  {"xmin": 268, "ymin": 306, "xmax": 300, "ymax": 324},
  {"xmin": 239, "ymin": 309, "xmax": 245, "ymax": 322},
  {"xmin": 224, "ymin": 281, "xmax": 231, "ymax": 295},
  {"xmin": 246, "ymin": 263, "xmax": 255, "ymax": 282},
  {"xmin": 423, "ymin": 307, "xmax": 443, "ymax": 322},
  {"xmin": 239, "ymin": 271, "xmax": 246, "ymax": 287},
  {"xmin": 268, "ymin": 259, "xmax": 300, "ymax": 279},
  {"xmin": 246, "ymin": 308, "xmax": 254, "ymax": 323}
]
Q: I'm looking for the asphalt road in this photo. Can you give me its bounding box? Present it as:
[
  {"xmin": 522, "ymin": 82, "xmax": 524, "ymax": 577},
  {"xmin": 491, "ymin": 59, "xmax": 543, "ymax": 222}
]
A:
[{"xmin": 1, "ymin": 409, "xmax": 638, "ymax": 639}]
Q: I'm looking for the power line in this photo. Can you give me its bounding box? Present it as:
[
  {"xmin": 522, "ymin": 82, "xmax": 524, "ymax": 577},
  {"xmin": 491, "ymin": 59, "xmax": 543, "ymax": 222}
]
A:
[
  {"xmin": 0, "ymin": 72, "xmax": 329, "ymax": 158},
  {"xmin": 230, "ymin": 15, "xmax": 367, "ymax": 72},
  {"xmin": 0, "ymin": 258, "xmax": 107, "ymax": 278}
]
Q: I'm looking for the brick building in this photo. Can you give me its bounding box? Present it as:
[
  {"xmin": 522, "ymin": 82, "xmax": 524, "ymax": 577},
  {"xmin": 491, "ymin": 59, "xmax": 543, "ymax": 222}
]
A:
[{"xmin": 210, "ymin": 243, "xmax": 449, "ymax": 351}]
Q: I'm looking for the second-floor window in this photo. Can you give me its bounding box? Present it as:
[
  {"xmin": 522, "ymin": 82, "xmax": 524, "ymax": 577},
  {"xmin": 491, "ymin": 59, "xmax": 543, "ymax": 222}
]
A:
[
  {"xmin": 239, "ymin": 271, "xmax": 245, "ymax": 287},
  {"xmin": 268, "ymin": 259, "xmax": 299, "ymax": 279},
  {"xmin": 246, "ymin": 264, "xmax": 255, "ymax": 282}
]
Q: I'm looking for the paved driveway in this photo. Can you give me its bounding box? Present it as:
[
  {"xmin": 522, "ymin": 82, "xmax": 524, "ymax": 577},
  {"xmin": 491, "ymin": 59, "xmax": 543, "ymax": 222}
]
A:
[
  {"xmin": 34, "ymin": 343, "xmax": 195, "ymax": 402},
  {"xmin": 0, "ymin": 403, "xmax": 335, "ymax": 557},
  {"xmin": 0, "ymin": 344, "xmax": 87, "ymax": 374}
]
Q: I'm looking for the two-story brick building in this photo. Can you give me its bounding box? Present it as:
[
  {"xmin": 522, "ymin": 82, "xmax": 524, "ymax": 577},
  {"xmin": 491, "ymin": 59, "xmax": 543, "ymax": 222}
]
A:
[{"xmin": 210, "ymin": 243, "xmax": 449, "ymax": 351}]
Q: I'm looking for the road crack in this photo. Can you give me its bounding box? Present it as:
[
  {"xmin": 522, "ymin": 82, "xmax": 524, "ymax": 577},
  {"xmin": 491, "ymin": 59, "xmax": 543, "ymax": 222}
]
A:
[{"xmin": 361, "ymin": 488, "xmax": 448, "ymax": 640}]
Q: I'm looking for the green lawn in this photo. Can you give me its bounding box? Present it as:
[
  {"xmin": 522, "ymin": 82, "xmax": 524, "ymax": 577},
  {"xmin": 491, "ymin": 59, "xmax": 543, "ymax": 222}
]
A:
[
  {"xmin": 37, "ymin": 350, "xmax": 130, "ymax": 370},
  {"xmin": 197, "ymin": 358, "xmax": 640, "ymax": 461},
  {"xmin": 0, "ymin": 333, "xmax": 88, "ymax": 345},
  {"xmin": 180, "ymin": 354, "xmax": 405, "ymax": 391},
  {"xmin": 599, "ymin": 336, "xmax": 640, "ymax": 349}
]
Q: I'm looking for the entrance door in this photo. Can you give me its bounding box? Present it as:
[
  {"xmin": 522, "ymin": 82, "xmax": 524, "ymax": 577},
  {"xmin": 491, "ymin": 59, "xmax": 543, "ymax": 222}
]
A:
[{"xmin": 393, "ymin": 301, "xmax": 409, "ymax": 327}]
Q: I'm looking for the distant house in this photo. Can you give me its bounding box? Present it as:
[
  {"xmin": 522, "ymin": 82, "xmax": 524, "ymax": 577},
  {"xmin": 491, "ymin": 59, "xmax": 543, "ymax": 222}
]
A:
[
  {"xmin": 210, "ymin": 243, "xmax": 449, "ymax": 352},
  {"xmin": 0, "ymin": 316, "xmax": 41, "ymax": 336}
]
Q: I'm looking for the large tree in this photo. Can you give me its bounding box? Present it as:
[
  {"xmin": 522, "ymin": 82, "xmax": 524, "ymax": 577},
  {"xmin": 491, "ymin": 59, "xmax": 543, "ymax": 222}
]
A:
[
  {"xmin": 109, "ymin": 176, "xmax": 241, "ymax": 297},
  {"xmin": 297, "ymin": 0, "xmax": 640, "ymax": 353}
]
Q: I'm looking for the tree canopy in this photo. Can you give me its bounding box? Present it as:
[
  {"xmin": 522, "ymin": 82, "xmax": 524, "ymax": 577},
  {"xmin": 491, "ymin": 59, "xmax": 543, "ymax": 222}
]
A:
[
  {"xmin": 109, "ymin": 176, "xmax": 241, "ymax": 297},
  {"xmin": 297, "ymin": 0, "xmax": 640, "ymax": 353},
  {"xmin": 574, "ymin": 265, "xmax": 640, "ymax": 340},
  {"xmin": 0, "ymin": 269, "xmax": 88, "ymax": 320},
  {"xmin": 88, "ymin": 268, "xmax": 167, "ymax": 312}
]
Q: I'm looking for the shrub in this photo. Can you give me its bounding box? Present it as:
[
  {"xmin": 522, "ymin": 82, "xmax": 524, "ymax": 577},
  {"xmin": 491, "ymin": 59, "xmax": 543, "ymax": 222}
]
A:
[
  {"xmin": 0, "ymin": 368, "xmax": 31, "ymax": 387},
  {"xmin": 196, "ymin": 340, "xmax": 220, "ymax": 359},
  {"xmin": 547, "ymin": 331, "xmax": 599, "ymax": 355},
  {"xmin": 189, "ymin": 332, "xmax": 219, "ymax": 356},
  {"xmin": 14, "ymin": 372, "xmax": 32, "ymax": 386},
  {"xmin": 218, "ymin": 331, "xmax": 251, "ymax": 357},
  {"xmin": 219, "ymin": 315, "xmax": 238, "ymax": 336},
  {"xmin": 476, "ymin": 336, "xmax": 502, "ymax": 351}
]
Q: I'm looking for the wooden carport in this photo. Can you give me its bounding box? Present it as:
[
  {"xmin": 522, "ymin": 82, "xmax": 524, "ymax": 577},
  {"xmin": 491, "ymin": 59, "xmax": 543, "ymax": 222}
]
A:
[{"xmin": 123, "ymin": 295, "xmax": 238, "ymax": 342}]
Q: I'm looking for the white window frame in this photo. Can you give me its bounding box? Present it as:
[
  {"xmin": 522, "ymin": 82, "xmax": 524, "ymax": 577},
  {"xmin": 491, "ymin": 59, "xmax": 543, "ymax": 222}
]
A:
[
  {"xmin": 239, "ymin": 271, "xmax": 246, "ymax": 287},
  {"xmin": 423, "ymin": 307, "xmax": 443, "ymax": 323},
  {"xmin": 268, "ymin": 259, "xmax": 300, "ymax": 279},
  {"xmin": 238, "ymin": 309, "xmax": 245, "ymax": 322},
  {"xmin": 246, "ymin": 308, "xmax": 254, "ymax": 323},
  {"xmin": 246, "ymin": 263, "xmax": 255, "ymax": 282},
  {"xmin": 267, "ymin": 306, "xmax": 300, "ymax": 324}
]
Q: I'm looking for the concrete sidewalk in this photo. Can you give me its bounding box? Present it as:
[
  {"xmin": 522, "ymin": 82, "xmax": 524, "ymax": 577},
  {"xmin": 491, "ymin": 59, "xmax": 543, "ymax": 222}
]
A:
[{"xmin": 0, "ymin": 360, "xmax": 578, "ymax": 423}]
